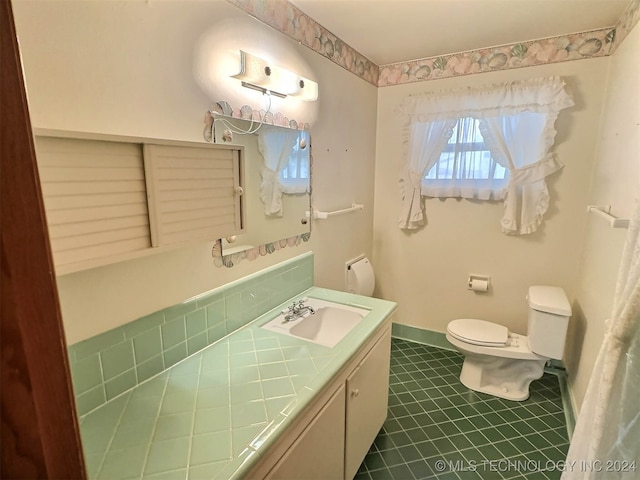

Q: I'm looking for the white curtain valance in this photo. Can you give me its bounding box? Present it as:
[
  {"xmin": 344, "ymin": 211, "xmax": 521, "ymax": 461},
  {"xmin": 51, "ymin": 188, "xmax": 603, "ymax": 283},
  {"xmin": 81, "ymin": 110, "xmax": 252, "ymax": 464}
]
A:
[
  {"xmin": 399, "ymin": 76, "xmax": 574, "ymax": 234},
  {"xmin": 400, "ymin": 76, "xmax": 575, "ymax": 122}
]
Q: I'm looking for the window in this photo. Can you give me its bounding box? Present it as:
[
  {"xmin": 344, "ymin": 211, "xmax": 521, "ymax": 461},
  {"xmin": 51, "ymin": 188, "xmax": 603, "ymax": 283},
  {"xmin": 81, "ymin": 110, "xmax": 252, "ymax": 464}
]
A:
[
  {"xmin": 399, "ymin": 76, "xmax": 574, "ymax": 234},
  {"xmin": 423, "ymin": 117, "xmax": 508, "ymax": 199}
]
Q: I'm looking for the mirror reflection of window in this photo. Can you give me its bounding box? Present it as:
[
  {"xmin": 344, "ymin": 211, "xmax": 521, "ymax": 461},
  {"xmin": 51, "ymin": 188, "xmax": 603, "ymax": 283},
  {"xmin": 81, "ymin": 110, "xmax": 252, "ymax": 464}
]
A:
[
  {"xmin": 211, "ymin": 116, "xmax": 311, "ymax": 257},
  {"xmin": 280, "ymin": 131, "xmax": 310, "ymax": 194},
  {"xmin": 258, "ymin": 126, "xmax": 300, "ymax": 216}
]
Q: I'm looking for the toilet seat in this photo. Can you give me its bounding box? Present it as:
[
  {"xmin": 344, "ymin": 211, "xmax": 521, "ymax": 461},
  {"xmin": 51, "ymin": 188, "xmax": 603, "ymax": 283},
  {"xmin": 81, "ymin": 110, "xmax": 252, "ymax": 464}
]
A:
[{"xmin": 447, "ymin": 319, "xmax": 509, "ymax": 347}]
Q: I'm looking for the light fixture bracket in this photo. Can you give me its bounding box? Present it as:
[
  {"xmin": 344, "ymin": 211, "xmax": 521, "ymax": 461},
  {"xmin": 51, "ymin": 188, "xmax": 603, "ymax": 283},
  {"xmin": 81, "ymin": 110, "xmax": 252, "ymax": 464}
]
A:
[{"xmin": 240, "ymin": 81, "xmax": 287, "ymax": 99}]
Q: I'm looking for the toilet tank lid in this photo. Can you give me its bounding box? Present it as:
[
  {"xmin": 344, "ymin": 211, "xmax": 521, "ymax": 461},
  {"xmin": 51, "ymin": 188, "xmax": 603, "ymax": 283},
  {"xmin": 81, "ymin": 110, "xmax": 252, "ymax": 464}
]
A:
[{"xmin": 527, "ymin": 286, "xmax": 571, "ymax": 316}]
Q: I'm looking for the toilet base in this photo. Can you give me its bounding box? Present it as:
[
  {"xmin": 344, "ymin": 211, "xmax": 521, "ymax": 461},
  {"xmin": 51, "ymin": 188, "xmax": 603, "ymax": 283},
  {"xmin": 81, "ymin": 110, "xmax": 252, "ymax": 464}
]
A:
[{"xmin": 459, "ymin": 353, "xmax": 547, "ymax": 401}]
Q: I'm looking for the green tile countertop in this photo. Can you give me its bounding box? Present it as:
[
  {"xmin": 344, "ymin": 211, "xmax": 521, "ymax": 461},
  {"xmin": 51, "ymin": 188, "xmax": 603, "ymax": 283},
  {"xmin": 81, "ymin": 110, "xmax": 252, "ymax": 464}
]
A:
[{"xmin": 80, "ymin": 287, "xmax": 397, "ymax": 480}]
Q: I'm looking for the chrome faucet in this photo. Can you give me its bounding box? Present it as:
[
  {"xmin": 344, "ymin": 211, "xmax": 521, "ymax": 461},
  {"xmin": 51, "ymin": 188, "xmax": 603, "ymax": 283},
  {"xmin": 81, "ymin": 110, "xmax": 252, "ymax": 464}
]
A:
[{"xmin": 283, "ymin": 298, "xmax": 315, "ymax": 322}]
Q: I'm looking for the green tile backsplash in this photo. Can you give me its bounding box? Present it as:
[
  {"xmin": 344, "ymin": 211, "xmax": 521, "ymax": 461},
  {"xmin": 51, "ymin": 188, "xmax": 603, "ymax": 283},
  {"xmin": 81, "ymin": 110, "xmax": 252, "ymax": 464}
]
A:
[{"xmin": 68, "ymin": 253, "xmax": 314, "ymax": 416}]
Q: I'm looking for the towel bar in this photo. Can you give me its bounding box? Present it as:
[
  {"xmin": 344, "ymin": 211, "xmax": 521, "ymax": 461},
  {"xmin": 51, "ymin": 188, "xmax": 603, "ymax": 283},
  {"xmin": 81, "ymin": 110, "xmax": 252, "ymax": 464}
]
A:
[
  {"xmin": 587, "ymin": 205, "xmax": 630, "ymax": 229},
  {"xmin": 306, "ymin": 203, "xmax": 364, "ymax": 220}
]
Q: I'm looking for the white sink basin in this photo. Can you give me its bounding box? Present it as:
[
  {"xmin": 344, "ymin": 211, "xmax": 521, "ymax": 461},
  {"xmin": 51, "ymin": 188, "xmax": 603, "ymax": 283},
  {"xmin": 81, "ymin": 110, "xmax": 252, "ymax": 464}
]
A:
[{"xmin": 262, "ymin": 298, "xmax": 370, "ymax": 347}]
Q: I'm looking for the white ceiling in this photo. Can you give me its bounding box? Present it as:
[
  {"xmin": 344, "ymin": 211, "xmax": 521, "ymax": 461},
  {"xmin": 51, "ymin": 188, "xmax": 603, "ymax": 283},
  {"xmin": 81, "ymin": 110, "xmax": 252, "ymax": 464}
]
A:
[{"xmin": 290, "ymin": 0, "xmax": 629, "ymax": 65}]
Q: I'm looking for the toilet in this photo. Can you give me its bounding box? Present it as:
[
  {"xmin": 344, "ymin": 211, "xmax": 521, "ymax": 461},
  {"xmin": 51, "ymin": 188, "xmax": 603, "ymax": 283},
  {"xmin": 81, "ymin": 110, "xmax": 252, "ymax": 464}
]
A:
[{"xmin": 446, "ymin": 286, "xmax": 571, "ymax": 401}]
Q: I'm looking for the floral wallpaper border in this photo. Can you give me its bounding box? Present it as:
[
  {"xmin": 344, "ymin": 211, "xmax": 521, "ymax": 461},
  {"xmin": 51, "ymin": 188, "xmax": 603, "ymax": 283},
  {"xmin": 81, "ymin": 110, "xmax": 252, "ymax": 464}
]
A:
[
  {"xmin": 378, "ymin": 28, "xmax": 615, "ymax": 87},
  {"xmin": 226, "ymin": 0, "xmax": 640, "ymax": 88},
  {"xmin": 205, "ymin": 100, "xmax": 312, "ymax": 268},
  {"xmin": 613, "ymin": 0, "xmax": 640, "ymax": 50}
]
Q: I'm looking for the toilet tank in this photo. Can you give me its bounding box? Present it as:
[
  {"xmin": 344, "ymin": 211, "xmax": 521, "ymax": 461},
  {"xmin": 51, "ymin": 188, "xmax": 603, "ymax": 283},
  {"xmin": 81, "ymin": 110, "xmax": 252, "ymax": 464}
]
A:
[{"xmin": 527, "ymin": 286, "xmax": 571, "ymax": 359}]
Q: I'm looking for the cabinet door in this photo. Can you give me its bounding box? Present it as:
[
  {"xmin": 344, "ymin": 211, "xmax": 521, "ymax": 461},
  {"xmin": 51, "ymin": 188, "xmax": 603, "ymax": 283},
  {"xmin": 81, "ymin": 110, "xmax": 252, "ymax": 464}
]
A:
[
  {"xmin": 35, "ymin": 136, "xmax": 151, "ymax": 269},
  {"xmin": 266, "ymin": 384, "xmax": 346, "ymax": 480},
  {"xmin": 143, "ymin": 143, "xmax": 244, "ymax": 247},
  {"xmin": 345, "ymin": 328, "xmax": 391, "ymax": 480}
]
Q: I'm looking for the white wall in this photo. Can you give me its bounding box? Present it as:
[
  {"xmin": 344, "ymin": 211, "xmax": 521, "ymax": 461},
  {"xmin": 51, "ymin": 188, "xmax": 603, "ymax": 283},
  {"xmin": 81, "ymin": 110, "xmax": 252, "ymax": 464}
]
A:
[
  {"xmin": 568, "ymin": 22, "xmax": 640, "ymax": 411},
  {"xmin": 13, "ymin": 0, "xmax": 377, "ymax": 344},
  {"xmin": 373, "ymin": 60, "xmax": 608, "ymax": 341}
]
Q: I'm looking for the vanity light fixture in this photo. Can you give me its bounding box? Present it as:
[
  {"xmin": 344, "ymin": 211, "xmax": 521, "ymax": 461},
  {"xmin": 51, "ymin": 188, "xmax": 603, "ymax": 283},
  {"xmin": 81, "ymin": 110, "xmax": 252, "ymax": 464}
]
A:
[{"xmin": 232, "ymin": 50, "xmax": 318, "ymax": 101}]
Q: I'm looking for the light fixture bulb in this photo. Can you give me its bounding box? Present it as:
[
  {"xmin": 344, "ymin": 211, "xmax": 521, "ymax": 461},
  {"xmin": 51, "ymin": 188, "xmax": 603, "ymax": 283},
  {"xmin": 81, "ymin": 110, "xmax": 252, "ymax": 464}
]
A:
[{"xmin": 292, "ymin": 75, "xmax": 318, "ymax": 101}]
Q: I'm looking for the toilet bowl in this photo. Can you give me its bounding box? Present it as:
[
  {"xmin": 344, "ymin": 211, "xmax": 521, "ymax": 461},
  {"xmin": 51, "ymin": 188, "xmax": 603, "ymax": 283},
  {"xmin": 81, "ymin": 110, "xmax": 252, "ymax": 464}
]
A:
[{"xmin": 446, "ymin": 286, "xmax": 571, "ymax": 401}]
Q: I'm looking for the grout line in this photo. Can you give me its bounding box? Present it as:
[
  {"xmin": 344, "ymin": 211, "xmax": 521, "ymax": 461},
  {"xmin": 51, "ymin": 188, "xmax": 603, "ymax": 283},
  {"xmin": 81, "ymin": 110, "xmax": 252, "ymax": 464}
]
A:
[
  {"xmin": 362, "ymin": 338, "xmax": 571, "ymax": 480},
  {"xmin": 94, "ymin": 390, "xmax": 135, "ymax": 478},
  {"xmin": 184, "ymin": 354, "xmax": 204, "ymax": 480},
  {"xmin": 138, "ymin": 371, "xmax": 171, "ymax": 478}
]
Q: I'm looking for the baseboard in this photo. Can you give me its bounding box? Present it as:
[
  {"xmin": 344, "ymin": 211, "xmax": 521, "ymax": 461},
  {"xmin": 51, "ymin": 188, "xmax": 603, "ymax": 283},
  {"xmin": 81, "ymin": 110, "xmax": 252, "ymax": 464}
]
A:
[
  {"xmin": 391, "ymin": 323, "xmax": 456, "ymax": 351},
  {"xmin": 543, "ymin": 364, "xmax": 576, "ymax": 439}
]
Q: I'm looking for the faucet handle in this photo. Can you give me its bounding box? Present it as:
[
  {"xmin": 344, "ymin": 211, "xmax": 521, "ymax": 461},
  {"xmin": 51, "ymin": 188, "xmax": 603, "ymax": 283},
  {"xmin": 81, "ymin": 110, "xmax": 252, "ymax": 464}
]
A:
[{"xmin": 284, "ymin": 303, "xmax": 295, "ymax": 313}]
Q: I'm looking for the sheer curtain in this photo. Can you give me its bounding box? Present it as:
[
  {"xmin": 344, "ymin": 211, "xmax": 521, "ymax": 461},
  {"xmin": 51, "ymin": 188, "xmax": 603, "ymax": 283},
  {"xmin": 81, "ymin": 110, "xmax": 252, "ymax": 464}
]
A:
[
  {"xmin": 479, "ymin": 112, "xmax": 565, "ymax": 234},
  {"xmin": 422, "ymin": 117, "xmax": 509, "ymax": 200},
  {"xmin": 399, "ymin": 76, "xmax": 574, "ymax": 234},
  {"xmin": 563, "ymin": 200, "xmax": 640, "ymax": 480},
  {"xmin": 257, "ymin": 126, "xmax": 299, "ymax": 216},
  {"xmin": 399, "ymin": 119, "xmax": 456, "ymax": 229}
]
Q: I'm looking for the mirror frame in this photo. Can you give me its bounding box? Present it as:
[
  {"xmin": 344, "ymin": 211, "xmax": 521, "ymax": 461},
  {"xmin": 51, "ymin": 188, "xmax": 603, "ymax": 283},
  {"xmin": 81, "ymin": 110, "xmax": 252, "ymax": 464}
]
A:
[{"xmin": 207, "ymin": 100, "xmax": 312, "ymax": 268}]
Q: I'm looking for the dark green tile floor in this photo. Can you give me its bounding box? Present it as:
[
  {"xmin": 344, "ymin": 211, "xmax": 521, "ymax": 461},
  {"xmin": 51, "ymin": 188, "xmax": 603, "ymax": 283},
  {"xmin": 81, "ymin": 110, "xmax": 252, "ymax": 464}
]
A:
[{"xmin": 356, "ymin": 338, "xmax": 570, "ymax": 480}]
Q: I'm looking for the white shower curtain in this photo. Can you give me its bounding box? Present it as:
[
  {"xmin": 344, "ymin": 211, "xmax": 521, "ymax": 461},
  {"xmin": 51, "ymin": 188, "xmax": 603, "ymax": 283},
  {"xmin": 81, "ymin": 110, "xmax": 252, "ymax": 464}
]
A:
[{"xmin": 562, "ymin": 200, "xmax": 640, "ymax": 479}]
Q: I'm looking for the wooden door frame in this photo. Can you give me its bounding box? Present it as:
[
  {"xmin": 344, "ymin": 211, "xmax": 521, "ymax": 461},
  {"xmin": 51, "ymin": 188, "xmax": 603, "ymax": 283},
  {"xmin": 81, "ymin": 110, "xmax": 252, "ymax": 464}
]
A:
[{"xmin": 1, "ymin": 1, "xmax": 86, "ymax": 478}]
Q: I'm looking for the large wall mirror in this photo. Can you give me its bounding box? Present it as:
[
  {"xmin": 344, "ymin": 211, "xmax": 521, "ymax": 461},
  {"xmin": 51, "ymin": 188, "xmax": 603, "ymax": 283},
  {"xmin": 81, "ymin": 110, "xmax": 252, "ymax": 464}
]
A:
[{"xmin": 206, "ymin": 102, "xmax": 312, "ymax": 266}]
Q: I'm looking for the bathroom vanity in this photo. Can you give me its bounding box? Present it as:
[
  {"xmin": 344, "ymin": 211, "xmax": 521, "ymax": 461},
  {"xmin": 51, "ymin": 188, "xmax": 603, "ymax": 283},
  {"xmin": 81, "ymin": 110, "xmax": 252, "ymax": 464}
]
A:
[
  {"xmin": 78, "ymin": 287, "xmax": 396, "ymax": 480},
  {"xmin": 249, "ymin": 309, "xmax": 391, "ymax": 480}
]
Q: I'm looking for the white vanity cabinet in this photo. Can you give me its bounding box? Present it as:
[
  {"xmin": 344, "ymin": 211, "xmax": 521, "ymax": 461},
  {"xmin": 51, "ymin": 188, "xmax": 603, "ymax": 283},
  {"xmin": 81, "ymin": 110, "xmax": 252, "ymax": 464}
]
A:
[
  {"xmin": 345, "ymin": 327, "xmax": 391, "ymax": 479},
  {"xmin": 251, "ymin": 321, "xmax": 392, "ymax": 480},
  {"xmin": 266, "ymin": 385, "xmax": 346, "ymax": 480}
]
